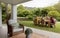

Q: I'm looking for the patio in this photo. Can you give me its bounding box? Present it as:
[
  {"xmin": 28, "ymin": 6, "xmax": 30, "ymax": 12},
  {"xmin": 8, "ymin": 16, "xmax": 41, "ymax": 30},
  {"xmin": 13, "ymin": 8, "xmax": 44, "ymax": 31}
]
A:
[
  {"xmin": 0, "ymin": 0, "xmax": 60, "ymax": 38},
  {"xmin": 0, "ymin": 25, "xmax": 48, "ymax": 38},
  {"xmin": 10, "ymin": 33, "xmax": 48, "ymax": 38},
  {"xmin": 0, "ymin": 0, "xmax": 31, "ymax": 38},
  {"xmin": 1, "ymin": 25, "xmax": 60, "ymax": 38}
]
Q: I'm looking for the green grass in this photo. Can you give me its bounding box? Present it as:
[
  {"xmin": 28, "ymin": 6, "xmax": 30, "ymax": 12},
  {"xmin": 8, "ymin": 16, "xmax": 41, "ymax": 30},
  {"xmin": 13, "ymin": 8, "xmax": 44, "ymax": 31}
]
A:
[{"xmin": 19, "ymin": 21, "xmax": 60, "ymax": 33}]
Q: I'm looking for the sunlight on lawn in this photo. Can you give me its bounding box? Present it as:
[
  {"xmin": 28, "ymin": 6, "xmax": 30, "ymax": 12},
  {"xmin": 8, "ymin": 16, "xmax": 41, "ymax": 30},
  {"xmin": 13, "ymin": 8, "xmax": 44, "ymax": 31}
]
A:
[{"xmin": 19, "ymin": 21, "xmax": 60, "ymax": 33}]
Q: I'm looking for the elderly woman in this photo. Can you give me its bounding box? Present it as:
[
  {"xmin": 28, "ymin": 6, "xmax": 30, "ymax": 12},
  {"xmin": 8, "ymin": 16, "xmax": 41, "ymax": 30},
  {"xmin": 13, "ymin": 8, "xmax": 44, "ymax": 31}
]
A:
[{"xmin": 50, "ymin": 17, "xmax": 56, "ymax": 28}]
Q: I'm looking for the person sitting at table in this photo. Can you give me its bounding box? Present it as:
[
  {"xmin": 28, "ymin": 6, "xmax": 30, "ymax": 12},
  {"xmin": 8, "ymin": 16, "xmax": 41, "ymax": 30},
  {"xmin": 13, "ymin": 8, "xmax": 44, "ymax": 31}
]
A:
[
  {"xmin": 50, "ymin": 17, "xmax": 56, "ymax": 28},
  {"xmin": 33, "ymin": 16, "xmax": 40, "ymax": 25}
]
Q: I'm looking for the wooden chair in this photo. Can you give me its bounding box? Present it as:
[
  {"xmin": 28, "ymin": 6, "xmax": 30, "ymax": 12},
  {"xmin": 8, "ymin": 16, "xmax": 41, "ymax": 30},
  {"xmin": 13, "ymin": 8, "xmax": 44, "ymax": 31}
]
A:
[{"xmin": 6, "ymin": 13, "xmax": 24, "ymax": 37}]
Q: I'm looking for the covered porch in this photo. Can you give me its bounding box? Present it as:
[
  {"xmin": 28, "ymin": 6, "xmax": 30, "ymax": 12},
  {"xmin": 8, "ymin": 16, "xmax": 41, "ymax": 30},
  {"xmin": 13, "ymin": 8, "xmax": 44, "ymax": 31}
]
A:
[
  {"xmin": 0, "ymin": 0, "xmax": 60, "ymax": 38},
  {"xmin": 0, "ymin": 0, "xmax": 31, "ymax": 27},
  {"xmin": 0, "ymin": 0, "xmax": 31, "ymax": 38},
  {"xmin": 0, "ymin": 0, "xmax": 48, "ymax": 38}
]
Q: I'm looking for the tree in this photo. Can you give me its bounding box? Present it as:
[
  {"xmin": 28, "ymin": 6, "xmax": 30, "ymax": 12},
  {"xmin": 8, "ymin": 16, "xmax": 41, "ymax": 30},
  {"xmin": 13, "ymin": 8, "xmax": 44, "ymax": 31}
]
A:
[
  {"xmin": 22, "ymin": 10, "xmax": 31, "ymax": 17},
  {"xmin": 33, "ymin": 8, "xmax": 41, "ymax": 16},
  {"xmin": 17, "ymin": 5, "xmax": 25, "ymax": 10},
  {"xmin": 17, "ymin": 5, "xmax": 25, "ymax": 17},
  {"xmin": 41, "ymin": 9, "xmax": 48, "ymax": 16},
  {"xmin": 44, "ymin": 7, "xmax": 56, "ymax": 12},
  {"xmin": 48, "ymin": 11, "xmax": 60, "ymax": 18},
  {"xmin": 54, "ymin": 2, "xmax": 60, "ymax": 13}
]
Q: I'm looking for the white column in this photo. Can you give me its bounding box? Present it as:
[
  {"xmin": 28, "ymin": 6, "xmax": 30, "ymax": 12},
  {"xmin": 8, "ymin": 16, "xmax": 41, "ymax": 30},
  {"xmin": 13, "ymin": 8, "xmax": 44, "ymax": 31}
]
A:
[
  {"xmin": 11, "ymin": 5, "xmax": 17, "ymax": 22},
  {"xmin": 0, "ymin": 3, "xmax": 2, "ymax": 27}
]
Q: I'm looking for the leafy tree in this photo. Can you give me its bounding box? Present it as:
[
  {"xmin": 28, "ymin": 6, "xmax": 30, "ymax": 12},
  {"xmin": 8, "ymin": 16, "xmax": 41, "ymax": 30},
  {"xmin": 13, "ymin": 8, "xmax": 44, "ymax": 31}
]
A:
[
  {"xmin": 33, "ymin": 8, "xmax": 41, "ymax": 16},
  {"xmin": 17, "ymin": 5, "xmax": 25, "ymax": 17},
  {"xmin": 17, "ymin": 5, "xmax": 25, "ymax": 10},
  {"xmin": 22, "ymin": 10, "xmax": 31, "ymax": 17},
  {"xmin": 41, "ymin": 9, "xmax": 48, "ymax": 16},
  {"xmin": 48, "ymin": 11, "xmax": 60, "ymax": 18},
  {"xmin": 17, "ymin": 5, "xmax": 33, "ymax": 17},
  {"xmin": 44, "ymin": 7, "xmax": 56, "ymax": 12},
  {"xmin": 54, "ymin": 2, "xmax": 60, "ymax": 13},
  {"xmin": 41, "ymin": 7, "xmax": 57, "ymax": 17}
]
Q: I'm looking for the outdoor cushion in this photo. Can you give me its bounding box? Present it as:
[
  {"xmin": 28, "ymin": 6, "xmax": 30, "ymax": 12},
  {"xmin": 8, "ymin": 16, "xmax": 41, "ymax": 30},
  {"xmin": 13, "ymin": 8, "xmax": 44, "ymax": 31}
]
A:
[
  {"xmin": 8, "ymin": 19, "xmax": 15, "ymax": 24},
  {"xmin": 13, "ymin": 28, "xmax": 23, "ymax": 32},
  {"xmin": 8, "ymin": 19, "xmax": 20, "ymax": 29},
  {"xmin": 11, "ymin": 23, "xmax": 20, "ymax": 29}
]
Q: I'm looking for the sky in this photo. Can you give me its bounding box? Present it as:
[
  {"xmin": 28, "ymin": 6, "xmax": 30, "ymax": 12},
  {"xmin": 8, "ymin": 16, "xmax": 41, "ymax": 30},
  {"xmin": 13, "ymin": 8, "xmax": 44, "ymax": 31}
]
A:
[{"xmin": 17, "ymin": 0, "xmax": 60, "ymax": 8}]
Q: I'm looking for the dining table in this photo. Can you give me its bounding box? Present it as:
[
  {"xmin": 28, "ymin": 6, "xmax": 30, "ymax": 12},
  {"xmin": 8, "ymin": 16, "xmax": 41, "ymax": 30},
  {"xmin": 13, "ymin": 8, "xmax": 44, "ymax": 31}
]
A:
[{"xmin": 44, "ymin": 20, "xmax": 51, "ymax": 28}]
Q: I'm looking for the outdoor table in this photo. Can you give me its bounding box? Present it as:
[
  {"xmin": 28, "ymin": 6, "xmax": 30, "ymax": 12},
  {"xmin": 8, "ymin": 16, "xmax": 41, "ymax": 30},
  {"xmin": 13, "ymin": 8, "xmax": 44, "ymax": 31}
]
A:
[{"xmin": 44, "ymin": 20, "xmax": 50, "ymax": 28}]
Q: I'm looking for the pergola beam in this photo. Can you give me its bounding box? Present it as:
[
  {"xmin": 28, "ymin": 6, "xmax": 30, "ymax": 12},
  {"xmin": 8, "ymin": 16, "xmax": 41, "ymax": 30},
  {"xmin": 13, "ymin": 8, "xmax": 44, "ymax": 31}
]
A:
[{"xmin": 0, "ymin": 0, "xmax": 31, "ymax": 5}]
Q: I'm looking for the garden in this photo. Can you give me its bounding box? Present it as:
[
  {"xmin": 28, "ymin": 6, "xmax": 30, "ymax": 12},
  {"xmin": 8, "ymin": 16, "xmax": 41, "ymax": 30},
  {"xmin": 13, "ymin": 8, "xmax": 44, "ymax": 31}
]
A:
[
  {"xmin": 17, "ymin": 5, "xmax": 60, "ymax": 33},
  {"xmin": 19, "ymin": 21, "xmax": 60, "ymax": 33},
  {"xmin": 2, "ymin": 3, "xmax": 60, "ymax": 33}
]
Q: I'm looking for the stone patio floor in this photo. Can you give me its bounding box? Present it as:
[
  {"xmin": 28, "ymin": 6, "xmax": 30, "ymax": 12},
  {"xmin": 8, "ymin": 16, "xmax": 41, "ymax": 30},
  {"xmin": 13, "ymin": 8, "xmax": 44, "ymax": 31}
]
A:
[
  {"xmin": 10, "ymin": 33, "xmax": 48, "ymax": 38},
  {"xmin": 0, "ymin": 25, "xmax": 60, "ymax": 38}
]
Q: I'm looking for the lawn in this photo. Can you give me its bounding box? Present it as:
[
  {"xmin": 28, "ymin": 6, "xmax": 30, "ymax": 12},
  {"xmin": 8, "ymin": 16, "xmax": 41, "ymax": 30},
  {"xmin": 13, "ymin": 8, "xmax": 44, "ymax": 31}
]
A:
[{"xmin": 19, "ymin": 21, "xmax": 60, "ymax": 33}]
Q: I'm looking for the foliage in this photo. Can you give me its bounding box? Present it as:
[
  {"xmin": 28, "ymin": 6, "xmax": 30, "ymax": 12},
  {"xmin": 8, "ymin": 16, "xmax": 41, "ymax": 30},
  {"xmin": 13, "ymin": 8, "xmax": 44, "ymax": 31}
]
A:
[
  {"xmin": 48, "ymin": 11, "xmax": 60, "ymax": 18},
  {"xmin": 20, "ymin": 21, "xmax": 60, "ymax": 33},
  {"xmin": 44, "ymin": 7, "xmax": 56, "ymax": 11},
  {"xmin": 54, "ymin": 2, "xmax": 60, "ymax": 13},
  {"xmin": 1, "ymin": 3, "xmax": 6, "ymax": 22},
  {"xmin": 17, "ymin": 5, "xmax": 32, "ymax": 17},
  {"xmin": 22, "ymin": 10, "xmax": 31, "ymax": 17},
  {"xmin": 41, "ymin": 9, "xmax": 48, "ymax": 16},
  {"xmin": 56, "ymin": 17, "xmax": 60, "ymax": 21},
  {"xmin": 17, "ymin": 5, "xmax": 60, "ymax": 21},
  {"xmin": 33, "ymin": 8, "xmax": 41, "ymax": 16},
  {"xmin": 17, "ymin": 5, "xmax": 25, "ymax": 10},
  {"xmin": 17, "ymin": 5, "xmax": 25, "ymax": 17},
  {"xmin": 27, "ymin": 15, "xmax": 33, "ymax": 20}
]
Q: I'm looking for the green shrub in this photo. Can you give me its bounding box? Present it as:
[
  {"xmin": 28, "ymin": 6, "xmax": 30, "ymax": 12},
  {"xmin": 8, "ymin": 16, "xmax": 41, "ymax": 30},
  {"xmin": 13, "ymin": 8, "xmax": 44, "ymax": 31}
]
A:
[
  {"xmin": 56, "ymin": 17, "xmax": 60, "ymax": 21},
  {"xmin": 48, "ymin": 11, "xmax": 60, "ymax": 21},
  {"xmin": 27, "ymin": 15, "xmax": 33, "ymax": 20},
  {"xmin": 2, "ymin": 14, "xmax": 6, "ymax": 21},
  {"xmin": 48, "ymin": 11, "xmax": 60, "ymax": 18}
]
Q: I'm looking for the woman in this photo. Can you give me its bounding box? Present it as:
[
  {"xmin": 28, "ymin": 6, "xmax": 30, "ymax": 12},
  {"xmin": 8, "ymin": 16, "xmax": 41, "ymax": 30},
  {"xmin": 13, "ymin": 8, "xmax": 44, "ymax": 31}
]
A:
[{"xmin": 50, "ymin": 17, "xmax": 56, "ymax": 28}]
